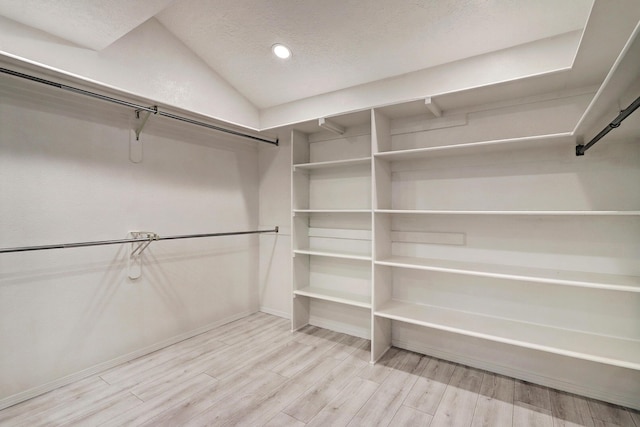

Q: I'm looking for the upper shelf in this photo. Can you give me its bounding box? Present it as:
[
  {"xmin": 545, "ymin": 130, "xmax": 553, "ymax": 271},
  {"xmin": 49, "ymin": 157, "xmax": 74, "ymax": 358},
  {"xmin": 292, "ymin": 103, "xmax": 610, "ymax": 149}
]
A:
[
  {"xmin": 573, "ymin": 21, "xmax": 640, "ymax": 139},
  {"xmin": 374, "ymin": 209, "xmax": 640, "ymax": 216},
  {"xmin": 294, "ymin": 249, "xmax": 371, "ymax": 262},
  {"xmin": 293, "ymin": 157, "xmax": 371, "ymax": 171},
  {"xmin": 375, "ymin": 256, "xmax": 640, "ymax": 293},
  {"xmin": 294, "ymin": 209, "xmax": 371, "ymax": 214},
  {"xmin": 374, "ymin": 133, "xmax": 575, "ymax": 161}
]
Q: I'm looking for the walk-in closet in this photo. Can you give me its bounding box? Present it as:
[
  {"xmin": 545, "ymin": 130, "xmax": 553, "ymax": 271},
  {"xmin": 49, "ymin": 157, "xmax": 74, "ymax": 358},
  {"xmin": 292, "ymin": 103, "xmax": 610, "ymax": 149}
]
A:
[{"xmin": 0, "ymin": 1, "xmax": 639, "ymax": 425}]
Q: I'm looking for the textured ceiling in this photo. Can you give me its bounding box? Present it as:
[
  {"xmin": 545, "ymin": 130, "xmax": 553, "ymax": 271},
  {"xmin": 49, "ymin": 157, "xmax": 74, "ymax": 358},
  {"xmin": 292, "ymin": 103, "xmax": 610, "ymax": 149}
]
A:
[
  {"xmin": 0, "ymin": 0, "xmax": 175, "ymax": 50},
  {"xmin": 156, "ymin": 0, "xmax": 592, "ymax": 108},
  {"xmin": 0, "ymin": 0, "xmax": 593, "ymax": 109}
]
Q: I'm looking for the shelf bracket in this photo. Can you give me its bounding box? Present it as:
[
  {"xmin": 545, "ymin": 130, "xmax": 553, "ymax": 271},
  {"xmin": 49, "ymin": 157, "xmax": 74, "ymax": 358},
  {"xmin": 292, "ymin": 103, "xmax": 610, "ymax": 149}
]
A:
[
  {"xmin": 425, "ymin": 97, "xmax": 442, "ymax": 118},
  {"xmin": 134, "ymin": 106, "xmax": 158, "ymax": 141},
  {"xmin": 319, "ymin": 117, "xmax": 345, "ymax": 135},
  {"xmin": 130, "ymin": 106, "xmax": 157, "ymax": 163},
  {"xmin": 128, "ymin": 231, "xmax": 158, "ymax": 280},
  {"xmin": 576, "ymin": 95, "xmax": 640, "ymax": 156}
]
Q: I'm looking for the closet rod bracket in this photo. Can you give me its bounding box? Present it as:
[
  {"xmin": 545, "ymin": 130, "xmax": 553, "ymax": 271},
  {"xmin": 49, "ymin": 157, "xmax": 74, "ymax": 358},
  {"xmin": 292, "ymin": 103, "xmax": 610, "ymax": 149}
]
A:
[
  {"xmin": 128, "ymin": 231, "xmax": 158, "ymax": 280},
  {"xmin": 134, "ymin": 106, "xmax": 158, "ymax": 141},
  {"xmin": 130, "ymin": 231, "xmax": 158, "ymax": 257},
  {"xmin": 576, "ymin": 95, "xmax": 640, "ymax": 155}
]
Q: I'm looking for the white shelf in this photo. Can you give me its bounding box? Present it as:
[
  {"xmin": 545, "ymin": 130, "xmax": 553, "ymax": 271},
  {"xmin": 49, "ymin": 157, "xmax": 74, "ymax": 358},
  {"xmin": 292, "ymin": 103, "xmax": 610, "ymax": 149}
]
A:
[
  {"xmin": 376, "ymin": 256, "xmax": 640, "ymax": 293},
  {"xmin": 294, "ymin": 249, "xmax": 371, "ymax": 261},
  {"xmin": 375, "ymin": 300, "xmax": 640, "ymax": 370},
  {"xmin": 294, "ymin": 209, "xmax": 371, "ymax": 214},
  {"xmin": 374, "ymin": 133, "xmax": 575, "ymax": 161},
  {"xmin": 293, "ymin": 157, "xmax": 371, "ymax": 171},
  {"xmin": 374, "ymin": 209, "xmax": 640, "ymax": 216},
  {"xmin": 294, "ymin": 287, "xmax": 371, "ymax": 309}
]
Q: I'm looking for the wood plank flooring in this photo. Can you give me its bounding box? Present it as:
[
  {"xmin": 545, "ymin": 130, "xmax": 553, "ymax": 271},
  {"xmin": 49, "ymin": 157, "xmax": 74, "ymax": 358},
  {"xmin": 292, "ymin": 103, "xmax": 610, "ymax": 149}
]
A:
[{"xmin": 0, "ymin": 312, "xmax": 638, "ymax": 426}]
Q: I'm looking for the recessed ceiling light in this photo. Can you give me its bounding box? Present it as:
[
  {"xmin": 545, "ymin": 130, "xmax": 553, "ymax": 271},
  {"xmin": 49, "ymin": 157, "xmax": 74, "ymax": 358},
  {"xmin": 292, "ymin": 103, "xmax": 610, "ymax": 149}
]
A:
[{"xmin": 272, "ymin": 44, "xmax": 291, "ymax": 59}]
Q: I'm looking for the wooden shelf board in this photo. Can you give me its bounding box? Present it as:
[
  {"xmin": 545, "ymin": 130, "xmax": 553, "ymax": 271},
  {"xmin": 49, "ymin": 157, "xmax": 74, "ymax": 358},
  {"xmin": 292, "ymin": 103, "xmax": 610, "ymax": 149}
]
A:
[
  {"xmin": 294, "ymin": 287, "xmax": 371, "ymax": 309},
  {"xmin": 374, "ymin": 132, "xmax": 575, "ymax": 161},
  {"xmin": 375, "ymin": 300, "xmax": 640, "ymax": 370},
  {"xmin": 294, "ymin": 157, "xmax": 371, "ymax": 171},
  {"xmin": 374, "ymin": 209, "xmax": 640, "ymax": 216},
  {"xmin": 376, "ymin": 256, "xmax": 640, "ymax": 292},
  {"xmin": 294, "ymin": 249, "xmax": 371, "ymax": 261},
  {"xmin": 294, "ymin": 209, "xmax": 371, "ymax": 214}
]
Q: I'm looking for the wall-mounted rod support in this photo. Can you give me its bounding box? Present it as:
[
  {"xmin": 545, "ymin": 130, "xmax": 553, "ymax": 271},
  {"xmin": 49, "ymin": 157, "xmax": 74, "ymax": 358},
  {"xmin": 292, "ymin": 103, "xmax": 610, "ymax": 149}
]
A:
[
  {"xmin": 318, "ymin": 118, "xmax": 345, "ymax": 135},
  {"xmin": 129, "ymin": 231, "xmax": 158, "ymax": 257},
  {"xmin": 576, "ymin": 95, "xmax": 640, "ymax": 156},
  {"xmin": 425, "ymin": 97, "xmax": 442, "ymax": 117},
  {"xmin": 0, "ymin": 67, "xmax": 278, "ymax": 146},
  {"xmin": 0, "ymin": 227, "xmax": 279, "ymax": 254},
  {"xmin": 135, "ymin": 107, "xmax": 158, "ymax": 141}
]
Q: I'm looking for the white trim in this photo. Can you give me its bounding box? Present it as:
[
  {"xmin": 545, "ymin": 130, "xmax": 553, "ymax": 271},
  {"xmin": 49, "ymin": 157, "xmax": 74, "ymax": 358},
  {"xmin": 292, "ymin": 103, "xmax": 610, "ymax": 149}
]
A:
[{"xmin": 259, "ymin": 306, "xmax": 290, "ymax": 319}]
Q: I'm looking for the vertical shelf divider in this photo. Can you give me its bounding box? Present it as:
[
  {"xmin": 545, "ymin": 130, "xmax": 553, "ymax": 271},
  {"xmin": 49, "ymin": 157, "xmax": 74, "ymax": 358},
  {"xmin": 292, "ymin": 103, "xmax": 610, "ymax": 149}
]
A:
[
  {"xmin": 291, "ymin": 129, "xmax": 310, "ymax": 211},
  {"xmin": 291, "ymin": 129, "xmax": 310, "ymax": 331},
  {"xmin": 371, "ymin": 108, "xmax": 393, "ymax": 362}
]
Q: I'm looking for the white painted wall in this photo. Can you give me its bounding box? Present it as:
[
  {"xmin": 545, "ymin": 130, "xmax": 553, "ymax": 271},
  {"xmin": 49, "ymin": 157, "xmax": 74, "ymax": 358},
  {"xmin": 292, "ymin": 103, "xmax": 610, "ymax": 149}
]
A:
[
  {"xmin": 0, "ymin": 16, "xmax": 260, "ymax": 129},
  {"xmin": 0, "ymin": 79, "xmax": 260, "ymax": 407}
]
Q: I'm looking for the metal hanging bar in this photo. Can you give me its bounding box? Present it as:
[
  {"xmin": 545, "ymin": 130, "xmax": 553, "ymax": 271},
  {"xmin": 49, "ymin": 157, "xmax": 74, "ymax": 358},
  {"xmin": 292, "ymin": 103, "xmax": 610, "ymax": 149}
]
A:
[
  {"xmin": 576, "ymin": 95, "xmax": 640, "ymax": 156},
  {"xmin": 0, "ymin": 227, "xmax": 279, "ymax": 254},
  {"xmin": 157, "ymin": 111, "xmax": 276, "ymax": 145},
  {"xmin": 0, "ymin": 67, "xmax": 279, "ymax": 146}
]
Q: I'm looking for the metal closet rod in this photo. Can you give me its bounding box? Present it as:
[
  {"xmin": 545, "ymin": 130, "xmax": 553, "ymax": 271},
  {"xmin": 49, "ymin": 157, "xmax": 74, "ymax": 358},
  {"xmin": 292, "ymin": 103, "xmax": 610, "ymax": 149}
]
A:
[
  {"xmin": 0, "ymin": 67, "xmax": 278, "ymax": 146},
  {"xmin": 0, "ymin": 227, "xmax": 279, "ymax": 254},
  {"xmin": 576, "ymin": 95, "xmax": 640, "ymax": 156}
]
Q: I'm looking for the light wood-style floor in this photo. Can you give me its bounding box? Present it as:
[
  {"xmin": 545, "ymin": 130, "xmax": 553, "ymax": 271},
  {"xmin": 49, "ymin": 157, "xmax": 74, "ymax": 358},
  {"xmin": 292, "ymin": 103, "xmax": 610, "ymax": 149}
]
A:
[{"xmin": 0, "ymin": 313, "xmax": 638, "ymax": 426}]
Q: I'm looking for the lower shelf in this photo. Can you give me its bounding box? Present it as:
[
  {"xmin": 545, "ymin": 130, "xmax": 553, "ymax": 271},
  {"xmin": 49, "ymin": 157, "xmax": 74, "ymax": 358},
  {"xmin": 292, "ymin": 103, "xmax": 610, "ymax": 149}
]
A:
[
  {"xmin": 375, "ymin": 300, "xmax": 640, "ymax": 370},
  {"xmin": 294, "ymin": 287, "xmax": 371, "ymax": 309}
]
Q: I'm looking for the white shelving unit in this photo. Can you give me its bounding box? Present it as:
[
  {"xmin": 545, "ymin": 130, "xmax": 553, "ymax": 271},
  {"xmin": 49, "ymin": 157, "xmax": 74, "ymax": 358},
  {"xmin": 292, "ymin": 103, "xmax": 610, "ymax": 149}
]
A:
[
  {"xmin": 289, "ymin": 36, "xmax": 640, "ymax": 408},
  {"xmin": 290, "ymin": 116, "xmax": 373, "ymax": 338},
  {"xmin": 370, "ymin": 104, "xmax": 640, "ymax": 361}
]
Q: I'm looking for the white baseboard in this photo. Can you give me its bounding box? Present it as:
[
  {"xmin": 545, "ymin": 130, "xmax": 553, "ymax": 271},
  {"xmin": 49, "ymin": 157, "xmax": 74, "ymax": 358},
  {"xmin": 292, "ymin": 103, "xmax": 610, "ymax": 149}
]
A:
[
  {"xmin": 0, "ymin": 310, "xmax": 254, "ymax": 411},
  {"xmin": 392, "ymin": 338, "xmax": 640, "ymax": 411},
  {"xmin": 259, "ymin": 306, "xmax": 290, "ymax": 319}
]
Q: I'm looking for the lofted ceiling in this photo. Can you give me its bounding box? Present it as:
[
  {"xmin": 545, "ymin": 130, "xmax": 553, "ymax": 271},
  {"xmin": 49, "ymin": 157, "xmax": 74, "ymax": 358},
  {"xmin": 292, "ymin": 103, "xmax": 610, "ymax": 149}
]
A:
[
  {"xmin": 0, "ymin": 0, "xmax": 594, "ymax": 110},
  {"xmin": 0, "ymin": 0, "xmax": 175, "ymax": 50}
]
